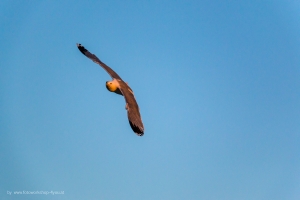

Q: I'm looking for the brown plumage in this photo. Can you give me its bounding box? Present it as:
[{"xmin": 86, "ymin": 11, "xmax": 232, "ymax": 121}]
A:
[{"xmin": 77, "ymin": 43, "xmax": 144, "ymax": 136}]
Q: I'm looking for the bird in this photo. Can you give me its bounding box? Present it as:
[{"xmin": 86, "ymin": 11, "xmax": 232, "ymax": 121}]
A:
[{"xmin": 77, "ymin": 43, "xmax": 144, "ymax": 136}]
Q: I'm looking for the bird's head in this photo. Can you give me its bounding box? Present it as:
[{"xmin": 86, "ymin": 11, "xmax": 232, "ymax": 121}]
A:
[{"xmin": 106, "ymin": 81, "xmax": 118, "ymax": 92}]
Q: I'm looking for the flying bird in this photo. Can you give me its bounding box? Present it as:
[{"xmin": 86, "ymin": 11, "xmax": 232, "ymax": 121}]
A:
[{"xmin": 77, "ymin": 43, "xmax": 144, "ymax": 136}]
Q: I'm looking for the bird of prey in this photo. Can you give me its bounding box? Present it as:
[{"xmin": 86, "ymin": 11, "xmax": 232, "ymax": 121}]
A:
[{"xmin": 77, "ymin": 43, "xmax": 144, "ymax": 136}]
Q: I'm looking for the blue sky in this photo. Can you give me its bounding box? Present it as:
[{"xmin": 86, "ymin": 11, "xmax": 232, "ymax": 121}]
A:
[{"xmin": 1, "ymin": 1, "xmax": 300, "ymax": 199}]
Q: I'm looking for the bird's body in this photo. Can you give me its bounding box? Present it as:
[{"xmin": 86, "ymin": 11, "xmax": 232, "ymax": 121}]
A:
[{"xmin": 77, "ymin": 44, "xmax": 144, "ymax": 136}]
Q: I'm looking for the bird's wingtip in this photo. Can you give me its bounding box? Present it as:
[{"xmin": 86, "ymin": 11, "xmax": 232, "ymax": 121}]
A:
[
  {"xmin": 77, "ymin": 43, "xmax": 87, "ymax": 55},
  {"xmin": 136, "ymin": 132, "xmax": 144, "ymax": 136},
  {"xmin": 129, "ymin": 121, "xmax": 144, "ymax": 136}
]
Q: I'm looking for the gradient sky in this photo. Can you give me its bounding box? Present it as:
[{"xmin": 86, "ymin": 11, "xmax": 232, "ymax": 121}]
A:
[{"xmin": 1, "ymin": 1, "xmax": 300, "ymax": 200}]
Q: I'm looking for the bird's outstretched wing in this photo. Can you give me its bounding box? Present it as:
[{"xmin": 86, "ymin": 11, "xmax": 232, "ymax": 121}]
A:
[
  {"xmin": 118, "ymin": 81, "xmax": 144, "ymax": 136},
  {"xmin": 77, "ymin": 43, "xmax": 144, "ymax": 136},
  {"xmin": 77, "ymin": 43, "xmax": 122, "ymax": 80}
]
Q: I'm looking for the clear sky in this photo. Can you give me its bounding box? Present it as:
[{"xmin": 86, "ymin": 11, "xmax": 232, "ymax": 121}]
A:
[{"xmin": 1, "ymin": 1, "xmax": 300, "ymax": 199}]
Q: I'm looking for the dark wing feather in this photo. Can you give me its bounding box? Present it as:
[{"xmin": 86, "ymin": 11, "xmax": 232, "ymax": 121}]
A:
[
  {"xmin": 77, "ymin": 43, "xmax": 122, "ymax": 80},
  {"xmin": 118, "ymin": 80, "xmax": 144, "ymax": 136}
]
